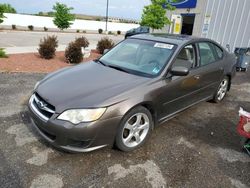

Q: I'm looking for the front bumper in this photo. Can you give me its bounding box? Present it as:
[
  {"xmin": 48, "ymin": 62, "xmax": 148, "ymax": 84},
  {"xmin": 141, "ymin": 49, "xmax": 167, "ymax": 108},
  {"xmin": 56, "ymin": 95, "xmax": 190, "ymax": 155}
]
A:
[{"xmin": 28, "ymin": 97, "xmax": 122, "ymax": 153}]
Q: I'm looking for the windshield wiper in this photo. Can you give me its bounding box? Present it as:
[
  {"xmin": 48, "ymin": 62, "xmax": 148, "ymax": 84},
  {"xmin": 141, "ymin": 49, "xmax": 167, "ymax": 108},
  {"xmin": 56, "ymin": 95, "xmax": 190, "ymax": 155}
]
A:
[
  {"xmin": 94, "ymin": 60, "xmax": 129, "ymax": 73},
  {"xmin": 94, "ymin": 59, "xmax": 106, "ymax": 66},
  {"xmin": 106, "ymin": 65, "xmax": 129, "ymax": 73}
]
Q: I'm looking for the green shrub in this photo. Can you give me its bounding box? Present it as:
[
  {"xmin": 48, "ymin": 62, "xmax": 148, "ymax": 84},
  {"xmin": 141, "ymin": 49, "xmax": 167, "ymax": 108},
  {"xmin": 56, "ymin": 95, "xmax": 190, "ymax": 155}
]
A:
[
  {"xmin": 108, "ymin": 31, "xmax": 112, "ymax": 35},
  {"xmin": 65, "ymin": 41, "xmax": 83, "ymax": 64},
  {"xmin": 74, "ymin": 36, "xmax": 89, "ymax": 49},
  {"xmin": 0, "ymin": 48, "xmax": 7, "ymax": 58},
  {"xmin": 44, "ymin": 27, "xmax": 48, "ymax": 31},
  {"xmin": 98, "ymin": 28, "xmax": 103, "ymax": 34},
  {"xmin": 117, "ymin": 30, "xmax": 121, "ymax": 35},
  {"xmin": 96, "ymin": 37, "xmax": 115, "ymax": 54},
  {"xmin": 38, "ymin": 35, "xmax": 58, "ymax": 59},
  {"xmin": 76, "ymin": 29, "xmax": 80, "ymax": 33},
  {"xmin": 82, "ymin": 30, "xmax": 86, "ymax": 33},
  {"xmin": 12, "ymin": 24, "xmax": 16, "ymax": 30},
  {"xmin": 28, "ymin": 25, "xmax": 34, "ymax": 31}
]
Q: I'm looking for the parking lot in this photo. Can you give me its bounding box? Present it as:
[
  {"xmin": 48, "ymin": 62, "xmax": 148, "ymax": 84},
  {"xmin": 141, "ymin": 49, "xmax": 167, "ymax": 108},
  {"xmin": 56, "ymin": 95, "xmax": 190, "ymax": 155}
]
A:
[
  {"xmin": 0, "ymin": 31, "xmax": 124, "ymax": 48},
  {"xmin": 0, "ymin": 31, "xmax": 124, "ymax": 54},
  {"xmin": 0, "ymin": 71, "xmax": 249, "ymax": 188}
]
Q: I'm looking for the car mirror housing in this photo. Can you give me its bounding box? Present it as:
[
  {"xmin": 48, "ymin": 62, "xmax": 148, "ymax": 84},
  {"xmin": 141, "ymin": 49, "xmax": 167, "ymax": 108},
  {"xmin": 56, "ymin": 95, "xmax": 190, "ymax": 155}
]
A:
[{"xmin": 170, "ymin": 66, "xmax": 189, "ymax": 76}]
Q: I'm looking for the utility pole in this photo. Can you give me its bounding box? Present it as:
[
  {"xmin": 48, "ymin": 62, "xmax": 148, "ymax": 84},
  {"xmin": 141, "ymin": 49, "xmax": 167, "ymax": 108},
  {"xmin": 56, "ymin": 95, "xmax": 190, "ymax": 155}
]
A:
[{"xmin": 105, "ymin": 0, "xmax": 109, "ymax": 32}]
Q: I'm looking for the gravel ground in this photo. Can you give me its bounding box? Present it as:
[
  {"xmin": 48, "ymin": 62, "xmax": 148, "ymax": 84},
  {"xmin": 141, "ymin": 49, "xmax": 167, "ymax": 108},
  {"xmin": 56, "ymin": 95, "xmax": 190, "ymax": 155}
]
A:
[{"xmin": 0, "ymin": 71, "xmax": 249, "ymax": 188}]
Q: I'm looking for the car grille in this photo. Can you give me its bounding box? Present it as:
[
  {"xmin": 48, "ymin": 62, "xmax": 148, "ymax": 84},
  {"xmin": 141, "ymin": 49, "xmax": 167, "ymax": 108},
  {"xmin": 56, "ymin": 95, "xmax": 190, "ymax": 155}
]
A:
[{"xmin": 29, "ymin": 93, "xmax": 55, "ymax": 121}]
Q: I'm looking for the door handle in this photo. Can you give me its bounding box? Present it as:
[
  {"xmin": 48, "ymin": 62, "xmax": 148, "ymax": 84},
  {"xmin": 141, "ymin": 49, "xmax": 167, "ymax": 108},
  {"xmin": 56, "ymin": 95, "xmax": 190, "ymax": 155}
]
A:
[{"xmin": 194, "ymin": 75, "xmax": 200, "ymax": 80}]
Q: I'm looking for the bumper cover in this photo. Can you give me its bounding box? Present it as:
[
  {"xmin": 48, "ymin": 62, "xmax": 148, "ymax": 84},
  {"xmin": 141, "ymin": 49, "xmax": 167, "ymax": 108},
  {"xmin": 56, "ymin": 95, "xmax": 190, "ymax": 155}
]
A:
[{"xmin": 28, "ymin": 103, "xmax": 122, "ymax": 153}]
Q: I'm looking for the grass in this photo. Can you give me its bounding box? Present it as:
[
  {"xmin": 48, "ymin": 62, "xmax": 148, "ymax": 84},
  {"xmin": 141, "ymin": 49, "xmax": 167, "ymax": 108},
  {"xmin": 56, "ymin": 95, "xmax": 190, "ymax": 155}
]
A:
[{"xmin": 0, "ymin": 48, "xmax": 8, "ymax": 58}]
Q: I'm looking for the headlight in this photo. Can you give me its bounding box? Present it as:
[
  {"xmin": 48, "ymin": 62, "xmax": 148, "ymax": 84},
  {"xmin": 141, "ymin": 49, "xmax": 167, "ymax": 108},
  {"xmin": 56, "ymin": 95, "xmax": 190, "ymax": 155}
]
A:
[
  {"xmin": 57, "ymin": 108, "xmax": 106, "ymax": 124},
  {"xmin": 34, "ymin": 81, "xmax": 40, "ymax": 90},
  {"xmin": 245, "ymin": 62, "xmax": 249, "ymax": 65}
]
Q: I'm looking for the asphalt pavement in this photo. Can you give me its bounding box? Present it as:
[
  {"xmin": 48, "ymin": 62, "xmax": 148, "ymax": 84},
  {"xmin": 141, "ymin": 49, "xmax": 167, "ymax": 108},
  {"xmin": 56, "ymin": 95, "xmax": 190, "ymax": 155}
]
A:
[
  {"xmin": 0, "ymin": 70, "xmax": 250, "ymax": 188},
  {"xmin": 0, "ymin": 31, "xmax": 124, "ymax": 54}
]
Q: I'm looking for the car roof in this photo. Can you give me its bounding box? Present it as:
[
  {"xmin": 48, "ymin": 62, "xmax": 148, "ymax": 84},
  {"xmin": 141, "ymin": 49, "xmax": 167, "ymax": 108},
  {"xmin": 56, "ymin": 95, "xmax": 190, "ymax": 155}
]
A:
[{"xmin": 130, "ymin": 33, "xmax": 205, "ymax": 46}]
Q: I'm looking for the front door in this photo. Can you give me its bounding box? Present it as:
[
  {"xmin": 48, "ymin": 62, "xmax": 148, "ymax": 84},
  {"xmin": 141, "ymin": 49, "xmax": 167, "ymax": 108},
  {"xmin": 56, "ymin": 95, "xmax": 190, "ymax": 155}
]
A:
[
  {"xmin": 181, "ymin": 14, "xmax": 195, "ymax": 35},
  {"xmin": 158, "ymin": 44, "xmax": 203, "ymax": 121}
]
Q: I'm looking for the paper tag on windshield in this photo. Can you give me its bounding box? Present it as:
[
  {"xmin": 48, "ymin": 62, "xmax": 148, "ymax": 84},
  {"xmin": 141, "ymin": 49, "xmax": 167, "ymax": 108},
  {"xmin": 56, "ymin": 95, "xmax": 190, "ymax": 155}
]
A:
[{"xmin": 154, "ymin": 43, "xmax": 174, "ymax": 49}]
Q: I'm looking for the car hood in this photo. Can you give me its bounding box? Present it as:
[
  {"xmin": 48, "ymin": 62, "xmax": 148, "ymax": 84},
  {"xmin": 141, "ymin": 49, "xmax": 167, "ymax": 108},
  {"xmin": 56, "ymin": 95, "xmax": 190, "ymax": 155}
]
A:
[{"xmin": 36, "ymin": 62, "xmax": 149, "ymax": 113}]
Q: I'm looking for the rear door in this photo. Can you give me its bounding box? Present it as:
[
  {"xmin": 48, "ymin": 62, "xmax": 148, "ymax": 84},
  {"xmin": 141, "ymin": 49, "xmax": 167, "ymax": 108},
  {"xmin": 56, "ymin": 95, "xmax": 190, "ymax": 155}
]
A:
[{"xmin": 194, "ymin": 41, "xmax": 224, "ymax": 98}]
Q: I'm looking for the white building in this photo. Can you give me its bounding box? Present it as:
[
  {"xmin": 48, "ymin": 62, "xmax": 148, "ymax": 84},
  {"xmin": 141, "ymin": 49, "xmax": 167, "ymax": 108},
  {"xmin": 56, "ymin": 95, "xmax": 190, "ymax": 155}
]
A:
[{"xmin": 163, "ymin": 0, "xmax": 250, "ymax": 52}]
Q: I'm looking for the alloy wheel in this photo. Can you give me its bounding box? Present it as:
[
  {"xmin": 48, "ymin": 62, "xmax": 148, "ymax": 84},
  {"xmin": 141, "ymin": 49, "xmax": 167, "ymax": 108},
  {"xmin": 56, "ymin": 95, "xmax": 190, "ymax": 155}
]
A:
[
  {"xmin": 217, "ymin": 79, "xmax": 228, "ymax": 101},
  {"xmin": 122, "ymin": 113, "xmax": 150, "ymax": 148}
]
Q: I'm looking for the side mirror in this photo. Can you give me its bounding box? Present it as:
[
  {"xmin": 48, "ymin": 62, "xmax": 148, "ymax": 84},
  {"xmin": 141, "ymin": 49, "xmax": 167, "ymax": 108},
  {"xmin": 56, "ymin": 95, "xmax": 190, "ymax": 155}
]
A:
[
  {"xmin": 170, "ymin": 66, "xmax": 189, "ymax": 76},
  {"xmin": 103, "ymin": 49, "xmax": 109, "ymax": 54}
]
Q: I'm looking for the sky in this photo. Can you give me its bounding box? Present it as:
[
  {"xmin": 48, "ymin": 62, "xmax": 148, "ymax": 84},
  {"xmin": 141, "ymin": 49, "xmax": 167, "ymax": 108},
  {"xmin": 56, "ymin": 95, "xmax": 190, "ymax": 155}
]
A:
[{"xmin": 0, "ymin": 0, "xmax": 150, "ymax": 20}]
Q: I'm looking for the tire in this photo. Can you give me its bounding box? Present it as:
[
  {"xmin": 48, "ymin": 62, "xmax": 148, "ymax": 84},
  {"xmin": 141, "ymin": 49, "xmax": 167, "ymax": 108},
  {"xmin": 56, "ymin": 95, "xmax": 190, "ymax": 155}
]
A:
[
  {"xmin": 115, "ymin": 106, "xmax": 153, "ymax": 152},
  {"xmin": 212, "ymin": 76, "xmax": 229, "ymax": 103}
]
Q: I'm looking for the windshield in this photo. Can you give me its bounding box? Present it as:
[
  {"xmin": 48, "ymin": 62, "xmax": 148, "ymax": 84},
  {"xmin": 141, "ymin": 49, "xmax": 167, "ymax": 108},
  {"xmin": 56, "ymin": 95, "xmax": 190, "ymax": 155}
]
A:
[{"xmin": 99, "ymin": 39, "xmax": 176, "ymax": 77}]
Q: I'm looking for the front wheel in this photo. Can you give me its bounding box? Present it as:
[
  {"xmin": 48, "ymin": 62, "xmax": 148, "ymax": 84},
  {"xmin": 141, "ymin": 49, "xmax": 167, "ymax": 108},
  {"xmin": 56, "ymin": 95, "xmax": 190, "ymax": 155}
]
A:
[
  {"xmin": 115, "ymin": 106, "xmax": 153, "ymax": 152},
  {"xmin": 212, "ymin": 77, "xmax": 229, "ymax": 103}
]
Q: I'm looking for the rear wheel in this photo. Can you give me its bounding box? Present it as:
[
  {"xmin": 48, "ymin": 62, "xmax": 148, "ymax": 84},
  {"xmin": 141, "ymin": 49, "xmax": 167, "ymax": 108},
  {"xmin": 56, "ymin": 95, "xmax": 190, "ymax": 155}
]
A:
[
  {"xmin": 115, "ymin": 106, "xmax": 153, "ymax": 152},
  {"xmin": 212, "ymin": 77, "xmax": 229, "ymax": 103}
]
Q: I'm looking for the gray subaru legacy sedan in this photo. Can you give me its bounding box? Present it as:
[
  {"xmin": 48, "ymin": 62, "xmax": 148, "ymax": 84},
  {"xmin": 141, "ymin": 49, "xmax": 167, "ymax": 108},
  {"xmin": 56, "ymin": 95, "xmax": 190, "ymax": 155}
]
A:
[{"xmin": 28, "ymin": 34, "xmax": 236, "ymax": 152}]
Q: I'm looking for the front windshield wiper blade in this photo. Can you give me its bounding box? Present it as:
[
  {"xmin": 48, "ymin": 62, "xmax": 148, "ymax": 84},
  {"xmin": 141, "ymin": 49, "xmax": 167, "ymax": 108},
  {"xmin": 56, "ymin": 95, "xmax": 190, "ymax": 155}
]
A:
[
  {"xmin": 94, "ymin": 60, "xmax": 129, "ymax": 74},
  {"xmin": 106, "ymin": 65, "xmax": 130, "ymax": 73},
  {"xmin": 94, "ymin": 59, "xmax": 106, "ymax": 66}
]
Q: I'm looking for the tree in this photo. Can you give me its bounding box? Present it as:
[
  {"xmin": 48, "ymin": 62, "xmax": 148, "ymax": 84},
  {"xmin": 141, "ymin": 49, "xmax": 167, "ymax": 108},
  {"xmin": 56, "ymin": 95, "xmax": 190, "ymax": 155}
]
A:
[
  {"xmin": 0, "ymin": 6, "xmax": 4, "ymax": 24},
  {"xmin": 38, "ymin": 11, "xmax": 44, "ymax": 16},
  {"xmin": 0, "ymin": 3, "xmax": 16, "ymax": 13},
  {"xmin": 47, "ymin": 11, "xmax": 55, "ymax": 17},
  {"xmin": 140, "ymin": 0, "xmax": 175, "ymax": 31},
  {"xmin": 53, "ymin": 2, "xmax": 75, "ymax": 30}
]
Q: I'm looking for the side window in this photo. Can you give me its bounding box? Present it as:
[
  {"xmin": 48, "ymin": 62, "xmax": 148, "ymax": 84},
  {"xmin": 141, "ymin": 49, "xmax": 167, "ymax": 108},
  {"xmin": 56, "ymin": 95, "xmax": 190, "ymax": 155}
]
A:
[
  {"xmin": 213, "ymin": 44, "xmax": 224, "ymax": 59},
  {"xmin": 198, "ymin": 42, "xmax": 217, "ymax": 66},
  {"xmin": 172, "ymin": 44, "xmax": 196, "ymax": 69}
]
